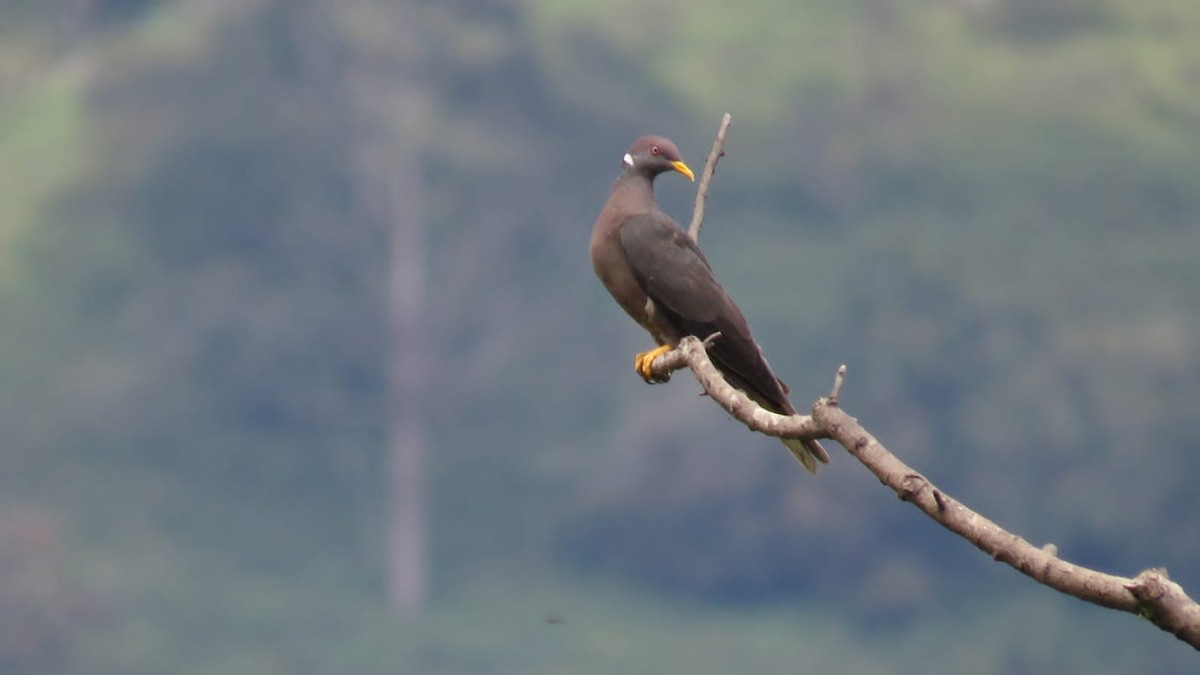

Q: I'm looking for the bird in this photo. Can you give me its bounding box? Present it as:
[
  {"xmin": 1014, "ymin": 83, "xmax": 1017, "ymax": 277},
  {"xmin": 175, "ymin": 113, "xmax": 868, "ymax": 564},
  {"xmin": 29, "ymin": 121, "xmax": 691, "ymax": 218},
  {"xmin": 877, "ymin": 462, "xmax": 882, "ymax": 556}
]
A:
[{"xmin": 590, "ymin": 135, "xmax": 830, "ymax": 473}]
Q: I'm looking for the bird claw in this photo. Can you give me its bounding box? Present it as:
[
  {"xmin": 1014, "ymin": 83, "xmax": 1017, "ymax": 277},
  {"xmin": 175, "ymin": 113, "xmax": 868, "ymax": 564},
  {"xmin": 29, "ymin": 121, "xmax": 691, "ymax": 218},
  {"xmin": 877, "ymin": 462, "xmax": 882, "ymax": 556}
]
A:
[{"xmin": 634, "ymin": 345, "xmax": 673, "ymax": 383}]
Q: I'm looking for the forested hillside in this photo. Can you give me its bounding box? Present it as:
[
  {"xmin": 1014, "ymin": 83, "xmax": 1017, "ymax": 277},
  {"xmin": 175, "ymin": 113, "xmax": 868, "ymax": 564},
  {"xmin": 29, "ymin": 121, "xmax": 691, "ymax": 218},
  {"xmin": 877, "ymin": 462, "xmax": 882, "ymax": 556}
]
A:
[{"xmin": 1, "ymin": 0, "xmax": 1198, "ymax": 672}]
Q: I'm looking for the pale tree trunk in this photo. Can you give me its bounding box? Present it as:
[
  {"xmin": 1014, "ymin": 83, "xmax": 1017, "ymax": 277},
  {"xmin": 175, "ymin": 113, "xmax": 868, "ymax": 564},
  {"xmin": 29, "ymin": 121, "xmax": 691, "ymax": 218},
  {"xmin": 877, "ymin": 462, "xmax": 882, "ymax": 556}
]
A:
[
  {"xmin": 342, "ymin": 11, "xmax": 433, "ymax": 615},
  {"xmin": 384, "ymin": 157, "xmax": 427, "ymax": 615},
  {"xmin": 281, "ymin": 0, "xmax": 434, "ymax": 620}
]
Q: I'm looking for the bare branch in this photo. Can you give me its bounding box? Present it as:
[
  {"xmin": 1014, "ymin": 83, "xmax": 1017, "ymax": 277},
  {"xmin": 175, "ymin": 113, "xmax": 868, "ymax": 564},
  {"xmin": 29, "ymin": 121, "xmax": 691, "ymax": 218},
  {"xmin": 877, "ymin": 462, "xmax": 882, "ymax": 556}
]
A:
[
  {"xmin": 646, "ymin": 115, "xmax": 1200, "ymax": 650},
  {"xmin": 650, "ymin": 336, "xmax": 825, "ymax": 442},
  {"xmin": 647, "ymin": 336, "xmax": 1200, "ymax": 650},
  {"xmin": 1127, "ymin": 569, "xmax": 1200, "ymax": 647},
  {"xmin": 811, "ymin": 389, "xmax": 1200, "ymax": 649},
  {"xmin": 687, "ymin": 113, "xmax": 732, "ymax": 242}
]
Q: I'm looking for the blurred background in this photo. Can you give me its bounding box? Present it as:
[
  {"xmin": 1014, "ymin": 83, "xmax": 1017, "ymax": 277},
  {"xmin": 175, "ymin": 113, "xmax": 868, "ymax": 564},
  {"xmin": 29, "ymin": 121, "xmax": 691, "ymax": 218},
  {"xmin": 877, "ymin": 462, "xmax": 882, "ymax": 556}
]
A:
[{"xmin": 2, "ymin": 0, "xmax": 1199, "ymax": 672}]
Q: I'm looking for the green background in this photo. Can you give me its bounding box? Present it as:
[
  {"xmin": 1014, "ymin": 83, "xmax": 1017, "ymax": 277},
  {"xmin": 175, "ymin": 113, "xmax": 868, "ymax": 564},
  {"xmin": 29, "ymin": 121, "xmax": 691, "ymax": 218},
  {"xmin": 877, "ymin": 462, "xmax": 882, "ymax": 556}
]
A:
[{"xmin": 1, "ymin": 0, "xmax": 1198, "ymax": 672}]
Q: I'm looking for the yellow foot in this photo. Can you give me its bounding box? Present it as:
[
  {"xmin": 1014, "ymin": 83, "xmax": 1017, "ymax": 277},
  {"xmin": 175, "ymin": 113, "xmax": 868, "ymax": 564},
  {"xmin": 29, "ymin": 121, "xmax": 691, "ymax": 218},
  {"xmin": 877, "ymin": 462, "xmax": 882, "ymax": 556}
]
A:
[{"xmin": 634, "ymin": 344, "xmax": 674, "ymax": 383}]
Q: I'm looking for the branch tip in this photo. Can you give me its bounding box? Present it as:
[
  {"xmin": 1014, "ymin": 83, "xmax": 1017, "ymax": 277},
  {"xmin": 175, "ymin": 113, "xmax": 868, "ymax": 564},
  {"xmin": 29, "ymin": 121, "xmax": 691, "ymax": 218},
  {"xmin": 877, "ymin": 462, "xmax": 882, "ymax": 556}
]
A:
[{"xmin": 688, "ymin": 114, "xmax": 734, "ymax": 242}]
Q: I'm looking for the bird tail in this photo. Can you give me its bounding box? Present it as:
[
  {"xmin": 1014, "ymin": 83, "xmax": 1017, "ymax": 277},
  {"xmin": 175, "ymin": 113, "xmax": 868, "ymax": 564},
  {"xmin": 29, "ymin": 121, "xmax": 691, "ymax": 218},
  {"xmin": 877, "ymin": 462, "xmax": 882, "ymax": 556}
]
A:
[{"xmin": 781, "ymin": 438, "xmax": 831, "ymax": 474}]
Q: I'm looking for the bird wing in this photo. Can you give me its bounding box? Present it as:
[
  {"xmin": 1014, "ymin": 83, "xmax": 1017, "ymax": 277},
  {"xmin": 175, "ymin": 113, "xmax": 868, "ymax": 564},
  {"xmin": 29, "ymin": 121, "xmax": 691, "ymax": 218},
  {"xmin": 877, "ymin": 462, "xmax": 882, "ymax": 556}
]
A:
[
  {"xmin": 618, "ymin": 213, "xmax": 793, "ymax": 413},
  {"xmin": 618, "ymin": 213, "xmax": 721, "ymax": 323}
]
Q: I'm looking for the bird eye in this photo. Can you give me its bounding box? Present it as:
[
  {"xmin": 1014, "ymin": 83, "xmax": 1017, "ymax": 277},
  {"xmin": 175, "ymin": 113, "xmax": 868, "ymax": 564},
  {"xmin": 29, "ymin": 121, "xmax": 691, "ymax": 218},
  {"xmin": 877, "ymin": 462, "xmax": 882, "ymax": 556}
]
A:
[{"xmin": 650, "ymin": 145, "xmax": 661, "ymax": 156}]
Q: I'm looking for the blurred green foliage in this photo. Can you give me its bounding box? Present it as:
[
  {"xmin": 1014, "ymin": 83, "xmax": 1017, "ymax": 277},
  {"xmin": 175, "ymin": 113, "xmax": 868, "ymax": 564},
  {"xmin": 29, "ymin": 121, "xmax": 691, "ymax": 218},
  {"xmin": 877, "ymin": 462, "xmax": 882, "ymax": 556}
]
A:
[{"xmin": 0, "ymin": 0, "xmax": 1198, "ymax": 671}]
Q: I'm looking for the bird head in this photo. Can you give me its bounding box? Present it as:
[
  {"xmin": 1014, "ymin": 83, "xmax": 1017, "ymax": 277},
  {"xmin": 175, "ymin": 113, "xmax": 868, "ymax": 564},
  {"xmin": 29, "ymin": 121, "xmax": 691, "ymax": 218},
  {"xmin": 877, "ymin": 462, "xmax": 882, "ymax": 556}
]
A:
[{"xmin": 622, "ymin": 136, "xmax": 695, "ymax": 182}]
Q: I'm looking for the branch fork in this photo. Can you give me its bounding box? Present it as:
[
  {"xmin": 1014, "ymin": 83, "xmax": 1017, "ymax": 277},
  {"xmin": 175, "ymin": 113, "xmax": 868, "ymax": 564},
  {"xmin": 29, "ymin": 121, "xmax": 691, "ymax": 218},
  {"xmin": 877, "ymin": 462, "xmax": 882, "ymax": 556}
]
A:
[
  {"xmin": 649, "ymin": 332, "xmax": 1200, "ymax": 650},
  {"xmin": 650, "ymin": 335, "xmax": 825, "ymax": 443},
  {"xmin": 640, "ymin": 115, "xmax": 1200, "ymax": 650}
]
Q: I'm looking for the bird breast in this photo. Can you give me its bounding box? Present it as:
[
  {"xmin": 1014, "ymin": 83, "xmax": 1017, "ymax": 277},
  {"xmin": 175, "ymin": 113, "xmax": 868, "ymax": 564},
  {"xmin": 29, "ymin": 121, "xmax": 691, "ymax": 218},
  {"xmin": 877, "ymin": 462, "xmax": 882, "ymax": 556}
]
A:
[{"xmin": 590, "ymin": 226, "xmax": 651, "ymax": 329}]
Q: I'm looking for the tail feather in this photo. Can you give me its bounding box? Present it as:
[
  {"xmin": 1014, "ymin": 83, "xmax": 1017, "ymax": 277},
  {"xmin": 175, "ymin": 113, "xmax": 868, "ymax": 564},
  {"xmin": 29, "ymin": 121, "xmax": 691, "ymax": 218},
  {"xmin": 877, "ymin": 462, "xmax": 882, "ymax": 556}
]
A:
[{"xmin": 782, "ymin": 437, "xmax": 831, "ymax": 474}]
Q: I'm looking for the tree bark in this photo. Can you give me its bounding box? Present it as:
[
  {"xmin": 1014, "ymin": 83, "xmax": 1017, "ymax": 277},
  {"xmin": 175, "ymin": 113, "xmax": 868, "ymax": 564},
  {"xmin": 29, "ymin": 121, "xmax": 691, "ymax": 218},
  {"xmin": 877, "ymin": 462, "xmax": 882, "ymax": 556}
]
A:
[{"xmin": 649, "ymin": 335, "xmax": 1200, "ymax": 651}]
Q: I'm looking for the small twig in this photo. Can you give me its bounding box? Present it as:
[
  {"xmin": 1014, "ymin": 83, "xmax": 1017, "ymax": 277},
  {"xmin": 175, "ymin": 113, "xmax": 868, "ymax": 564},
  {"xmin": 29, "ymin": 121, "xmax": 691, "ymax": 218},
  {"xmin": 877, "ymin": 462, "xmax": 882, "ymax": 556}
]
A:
[
  {"xmin": 829, "ymin": 364, "xmax": 847, "ymax": 404},
  {"xmin": 687, "ymin": 113, "xmax": 732, "ymax": 242}
]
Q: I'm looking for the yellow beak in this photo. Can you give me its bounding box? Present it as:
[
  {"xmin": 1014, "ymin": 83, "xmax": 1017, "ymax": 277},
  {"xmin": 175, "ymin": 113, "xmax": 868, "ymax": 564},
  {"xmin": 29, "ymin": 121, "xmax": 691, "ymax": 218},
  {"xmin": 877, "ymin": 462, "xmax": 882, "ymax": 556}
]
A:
[{"xmin": 671, "ymin": 160, "xmax": 696, "ymax": 182}]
